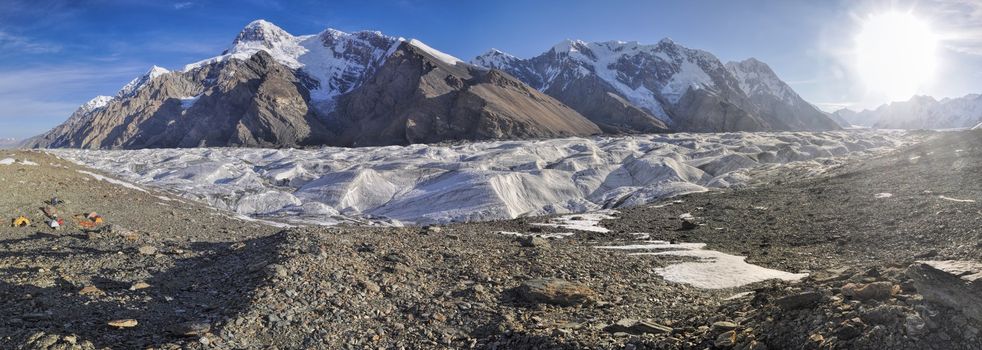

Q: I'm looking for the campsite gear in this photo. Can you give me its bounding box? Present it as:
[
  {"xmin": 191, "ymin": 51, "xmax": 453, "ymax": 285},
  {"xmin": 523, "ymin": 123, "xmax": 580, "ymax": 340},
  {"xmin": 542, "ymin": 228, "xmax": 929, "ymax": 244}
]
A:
[
  {"xmin": 75, "ymin": 213, "xmax": 104, "ymax": 228},
  {"xmin": 11, "ymin": 216, "xmax": 30, "ymax": 227},
  {"xmin": 86, "ymin": 212, "xmax": 104, "ymax": 224},
  {"xmin": 50, "ymin": 197, "xmax": 62, "ymax": 206},
  {"xmin": 42, "ymin": 206, "xmax": 58, "ymax": 219},
  {"xmin": 49, "ymin": 219, "xmax": 61, "ymax": 229}
]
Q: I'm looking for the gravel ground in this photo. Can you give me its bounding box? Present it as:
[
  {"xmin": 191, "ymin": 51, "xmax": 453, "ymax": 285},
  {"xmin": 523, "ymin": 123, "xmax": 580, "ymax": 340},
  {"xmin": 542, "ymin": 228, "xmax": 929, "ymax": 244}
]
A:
[{"xmin": 0, "ymin": 130, "xmax": 979, "ymax": 349}]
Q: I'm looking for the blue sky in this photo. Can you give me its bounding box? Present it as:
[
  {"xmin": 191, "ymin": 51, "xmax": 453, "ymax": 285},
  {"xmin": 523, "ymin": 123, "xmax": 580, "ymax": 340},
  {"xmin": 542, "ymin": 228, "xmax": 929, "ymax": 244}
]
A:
[{"xmin": 2, "ymin": 0, "xmax": 981, "ymax": 139}]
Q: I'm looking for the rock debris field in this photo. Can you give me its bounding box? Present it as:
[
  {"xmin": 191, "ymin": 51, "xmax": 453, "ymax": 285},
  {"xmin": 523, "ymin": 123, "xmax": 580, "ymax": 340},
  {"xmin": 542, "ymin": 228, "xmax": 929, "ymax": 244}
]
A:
[{"xmin": 1, "ymin": 129, "xmax": 981, "ymax": 349}]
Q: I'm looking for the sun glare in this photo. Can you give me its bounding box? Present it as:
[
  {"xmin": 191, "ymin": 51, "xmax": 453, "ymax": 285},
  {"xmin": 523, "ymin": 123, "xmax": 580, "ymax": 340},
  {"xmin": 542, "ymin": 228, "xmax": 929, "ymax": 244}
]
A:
[{"xmin": 855, "ymin": 12, "xmax": 938, "ymax": 101}]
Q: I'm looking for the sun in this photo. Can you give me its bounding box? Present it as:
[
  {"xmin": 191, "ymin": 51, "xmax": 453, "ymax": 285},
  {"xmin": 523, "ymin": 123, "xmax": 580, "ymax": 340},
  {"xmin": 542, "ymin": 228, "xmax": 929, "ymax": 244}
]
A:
[{"xmin": 855, "ymin": 12, "xmax": 938, "ymax": 101}]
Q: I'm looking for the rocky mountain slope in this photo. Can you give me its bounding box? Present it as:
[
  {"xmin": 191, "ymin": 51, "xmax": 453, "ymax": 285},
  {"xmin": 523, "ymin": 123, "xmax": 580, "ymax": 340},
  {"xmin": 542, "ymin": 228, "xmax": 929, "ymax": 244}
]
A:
[
  {"xmin": 472, "ymin": 40, "xmax": 840, "ymax": 133},
  {"xmin": 25, "ymin": 20, "xmax": 598, "ymax": 149},
  {"xmin": 835, "ymin": 94, "xmax": 982, "ymax": 129},
  {"xmin": 28, "ymin": 20, "xmax": 845, "ymax": 149},
  {"xmin": 328, "ymin": 40, "xmax": 600, "ymax": 146},
  {"xmin": 725, "ymin": 58, "xmax": 841, "ymax": 131}
]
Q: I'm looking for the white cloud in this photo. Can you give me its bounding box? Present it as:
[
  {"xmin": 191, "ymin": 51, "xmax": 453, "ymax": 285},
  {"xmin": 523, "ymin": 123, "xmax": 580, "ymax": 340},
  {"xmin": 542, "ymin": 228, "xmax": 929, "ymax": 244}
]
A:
[
  {"xmin": 174, "ymin": 2, "xmax": 194, "ymax": 10},
  {"xmin": 0, "ymin": 63, "xmax": 147, "ymax": 138},
  {"xmin": 0, "ymin": 31, "xmax": 62, "ymax": 54}
]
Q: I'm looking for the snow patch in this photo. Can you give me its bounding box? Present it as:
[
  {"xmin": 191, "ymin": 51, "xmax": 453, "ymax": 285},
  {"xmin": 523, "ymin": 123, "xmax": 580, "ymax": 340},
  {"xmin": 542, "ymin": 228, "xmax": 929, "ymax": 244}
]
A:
[
  {"xmin": 939, "ymin": 195, "xmax": 976, "ymax": 203},
  {"xmin": 531, "ymin": 210, "xmax": 618, "ymax": 233},
  {"xmin": 76, "ymin": 170, "xmax": 148, "ymax": 193},
  {"xmin": 598, "ymin": 241, "xmax": 808, "ymax": 289},
  {"xmin": 874, "ymin": 193, "xmax": 893, "ymax": 199},
  {"xmin": 408, "ymin": 39, "xmax": 463, "ymax": 66},
  {"xmin": 0, "ymin": 158, "xmax": 38, "ymax": 166}
]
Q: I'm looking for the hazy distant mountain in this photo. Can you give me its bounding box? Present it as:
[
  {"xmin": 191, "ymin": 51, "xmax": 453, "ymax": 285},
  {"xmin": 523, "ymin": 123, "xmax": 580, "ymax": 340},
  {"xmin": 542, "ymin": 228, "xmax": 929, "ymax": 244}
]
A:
[
  {"xmin": 473, "ymin": 40, "xmax": 839, "ymax": 133},
  {"xmin": 26, "ymin": 20, "xmax": 598, "ymax": 149},
  {"xmin": 0, "ymin": 138, "xmax": 18, "ymax": 149},
  {"xmin": 835, "ymin": 94, "xmax": 982, "ymax": 129}
]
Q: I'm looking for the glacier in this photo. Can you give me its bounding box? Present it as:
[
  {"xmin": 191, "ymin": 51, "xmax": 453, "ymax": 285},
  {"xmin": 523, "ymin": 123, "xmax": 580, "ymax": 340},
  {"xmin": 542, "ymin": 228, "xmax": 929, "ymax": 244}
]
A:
[{"xmin": 50, "ymin": 131, "xmax": 907, "ymax": 226}]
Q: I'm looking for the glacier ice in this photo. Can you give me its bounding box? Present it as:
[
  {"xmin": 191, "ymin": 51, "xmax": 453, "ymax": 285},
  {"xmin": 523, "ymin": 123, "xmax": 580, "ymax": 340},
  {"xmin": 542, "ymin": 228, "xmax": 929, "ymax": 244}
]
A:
[{"xmin": 50, "ymin": 130, "xmax": 907, "ymax": 226}]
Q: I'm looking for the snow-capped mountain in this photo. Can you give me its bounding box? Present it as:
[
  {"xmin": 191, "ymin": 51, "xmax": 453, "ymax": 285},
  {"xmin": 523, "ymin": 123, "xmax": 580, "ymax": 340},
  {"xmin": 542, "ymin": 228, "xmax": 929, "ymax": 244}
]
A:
[
  {"xmin": 725, "ymin": 58, "xmax": 841, "ymax": 131},
  {"xmin": 26, "ymin": 20, "xmax": 598, "ymax": 149},
  {"xmin": 186, "ymin": 20, "xmax": 402, "ymax": 113},
  {"xmin": 472, "ymin": 39, "xmax": 839, "ymax": 133},
  {"xmin": 835, "ymin": 94, "xmax": 982, "ymax": 129},
  {"xmin": 118, "ymin": 66, "xmax": 170, "ymax": 98}
]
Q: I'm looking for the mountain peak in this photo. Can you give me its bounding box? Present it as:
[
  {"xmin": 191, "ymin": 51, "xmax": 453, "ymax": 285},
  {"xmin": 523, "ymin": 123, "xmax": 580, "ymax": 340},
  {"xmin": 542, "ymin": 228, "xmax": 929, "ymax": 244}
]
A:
[
  {"xmin": 233, "ymin": 19, "xmax": 295, "ymax": 46},
  {"xmin": 116, "ymin": 66, "xmax": 170, "ymax": 98},
  {"xmin": 551, "ymin": 39, "xmax": 588, "ymax": 53},
  {"xmin": 80, "ymin": 95, "xmax": 114, "ymax": 113}
]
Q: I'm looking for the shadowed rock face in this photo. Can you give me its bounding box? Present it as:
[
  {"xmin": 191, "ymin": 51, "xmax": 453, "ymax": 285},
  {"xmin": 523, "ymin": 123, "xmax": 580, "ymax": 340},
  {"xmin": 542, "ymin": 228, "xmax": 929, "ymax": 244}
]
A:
[
  {"xmin": 725, "ymin": 59, "xmax": 840, "ymax": 131},
  {"xmin": 26, "ymin": 51, "xmax": 334, "ymax": 149},
  {"xmin": 330, "ymin": 42, "xmax": 601, "ymax": 147}
]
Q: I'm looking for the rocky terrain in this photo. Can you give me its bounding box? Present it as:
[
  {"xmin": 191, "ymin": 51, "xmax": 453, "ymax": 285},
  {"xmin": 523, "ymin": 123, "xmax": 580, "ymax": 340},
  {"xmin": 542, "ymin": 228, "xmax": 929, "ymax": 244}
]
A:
[{"xmin": 1, "ymin": 130, "xmax": 980, "ymax": 349}]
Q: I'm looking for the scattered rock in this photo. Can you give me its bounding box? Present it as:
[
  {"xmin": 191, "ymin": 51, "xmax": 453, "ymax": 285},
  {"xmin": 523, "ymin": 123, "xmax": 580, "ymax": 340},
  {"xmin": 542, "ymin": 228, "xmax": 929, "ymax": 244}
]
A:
[
  {"xmin": 775, "ymin": 291, "xmax": 822, "ymax": 310},
  {"xmin": 107, "ymin": 319, "xmax": 138, "ymax": 328},
  {"xmin": 168, "ymin": 322, "xmax": 211, "ymax": 337},
  {"xmin": 515, "ymin": 278, "xmax": 597, "ymax": 306},
  {"xmin": 860, "ymin": 305, "xmax": 905, "ymax": 325},
  {"xmin": 841, "ymin": 281, "xmax": 898, "ymax": 301},
  {"xmin": 79, "ymin": 285, "xmax": 105, "ymax": 296},
  {"xmin": 604, "ymin": 319, "xmax": 673, "ymax": 335},
  {"xmin": 518, "ymin": 236, "xmax": 550, "ymax": 248},
  {"xmin": 360, "ymin": 280, "xmax": 381, "ymax": 293},
  {"xmin": 834, "ymin": 321, "xmax": 863, "ymax": 340},
  {"xmin": 137, "ymin": 245, "xmax": 157, "ymax": 255},
  {"xmin": 907, "ymin": 260, "xmax": 982, "ymax": 322},
  {"xmin": 712, "ymin": 321, "xmax": 740, "ymax": 331},
  {"xmin": 129, "ymin": 282, "xmax": 151, "ymax": 290},
  {"xmin": 680, "ymin": 218, "xmax": 699, "ymax": 230},
  {"xmin": 715, "ymin": 330, "xmax": 736, "ymax": 348}
]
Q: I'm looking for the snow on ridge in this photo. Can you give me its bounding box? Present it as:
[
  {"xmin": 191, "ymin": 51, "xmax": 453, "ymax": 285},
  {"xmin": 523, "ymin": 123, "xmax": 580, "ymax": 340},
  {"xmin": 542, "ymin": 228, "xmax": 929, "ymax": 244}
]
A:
[
  {"xmin": 182, "ymin": 20, "xmax": 401, "ymax": 113},
  {"xmin": 117, "ymin": 66, "xmax": 170, "ymax": 98},
  {"xmin": 80, "ymin": 95, "xmax": 114, "ymax": 113},
  {"xmin": 50, "ymin": 130, "xmax": 908, "ymax": 227},
  {"xmin": 407, "ymin": 39, "xmax": 463, "ymax": 65}
]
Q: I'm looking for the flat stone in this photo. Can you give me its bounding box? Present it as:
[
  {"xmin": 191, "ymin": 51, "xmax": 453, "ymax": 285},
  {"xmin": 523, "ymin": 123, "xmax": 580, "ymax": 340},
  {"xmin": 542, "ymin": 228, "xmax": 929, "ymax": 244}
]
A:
[
  {"xmin": 515, "ymin": 278, "xmax": 597, "ymax": 306},
  {"xmin": 168, "ymin": 322, "xmax": 211, "ymax": 337},
  {"xmin": 138, "ymin": 245, "xmax": 157, "ymax": 255},
  {"xmin": 108, "ymin": 319, "xmax": 138, "ymax": 328},
  {"xmin": 712, "ymin": 321, "xmax": 740, "ymax": 331},
  {"xmin": 130, "ymin": 282, "xmax": 151, "ymax": 290},
  {"xmin": 775, "ymin": 291, "xmax": 822, "ymax": 310},
  {"xmin": 604, "ymin": 319, "xmax": 673, "ymax": 335},
  {"xmin": 79, "ymin": 285, "xmax": 105, "ymax": 296},
  {"xmin": 907, "ymin": 260, "xmax": 982, "ymax": 322},
  {"xmin": 842, "ymin": 281, "xmax": 898, "ymax": 301},
  {"xmin": 518, "ymin": 236, "xmax": 550, "ymax": 248}
]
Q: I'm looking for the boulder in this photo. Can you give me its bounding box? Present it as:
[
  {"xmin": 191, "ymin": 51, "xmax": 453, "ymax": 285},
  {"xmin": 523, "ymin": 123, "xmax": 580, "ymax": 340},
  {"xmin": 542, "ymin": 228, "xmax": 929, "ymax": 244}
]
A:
[
  {"xmin": 775, "ymin": 291, "xmax": 822, "ymax": 310},
  {"xmin": 515, "ymin": 278, "xmax": 597, "ymax": 306},
  {"xmin": 907, "ymin": 260, "xmax": 982, "ymax": 322},
  {"xmin": 841, "ymin": 282, "xmax": 898, "ymax": 301}
]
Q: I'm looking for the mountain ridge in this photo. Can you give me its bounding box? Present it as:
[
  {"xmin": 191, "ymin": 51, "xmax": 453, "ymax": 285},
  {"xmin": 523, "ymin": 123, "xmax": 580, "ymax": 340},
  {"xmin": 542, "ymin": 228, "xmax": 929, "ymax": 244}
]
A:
[{"xmin": 28, "ymin": 19, "xmax": 839, "ymax": 149}]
